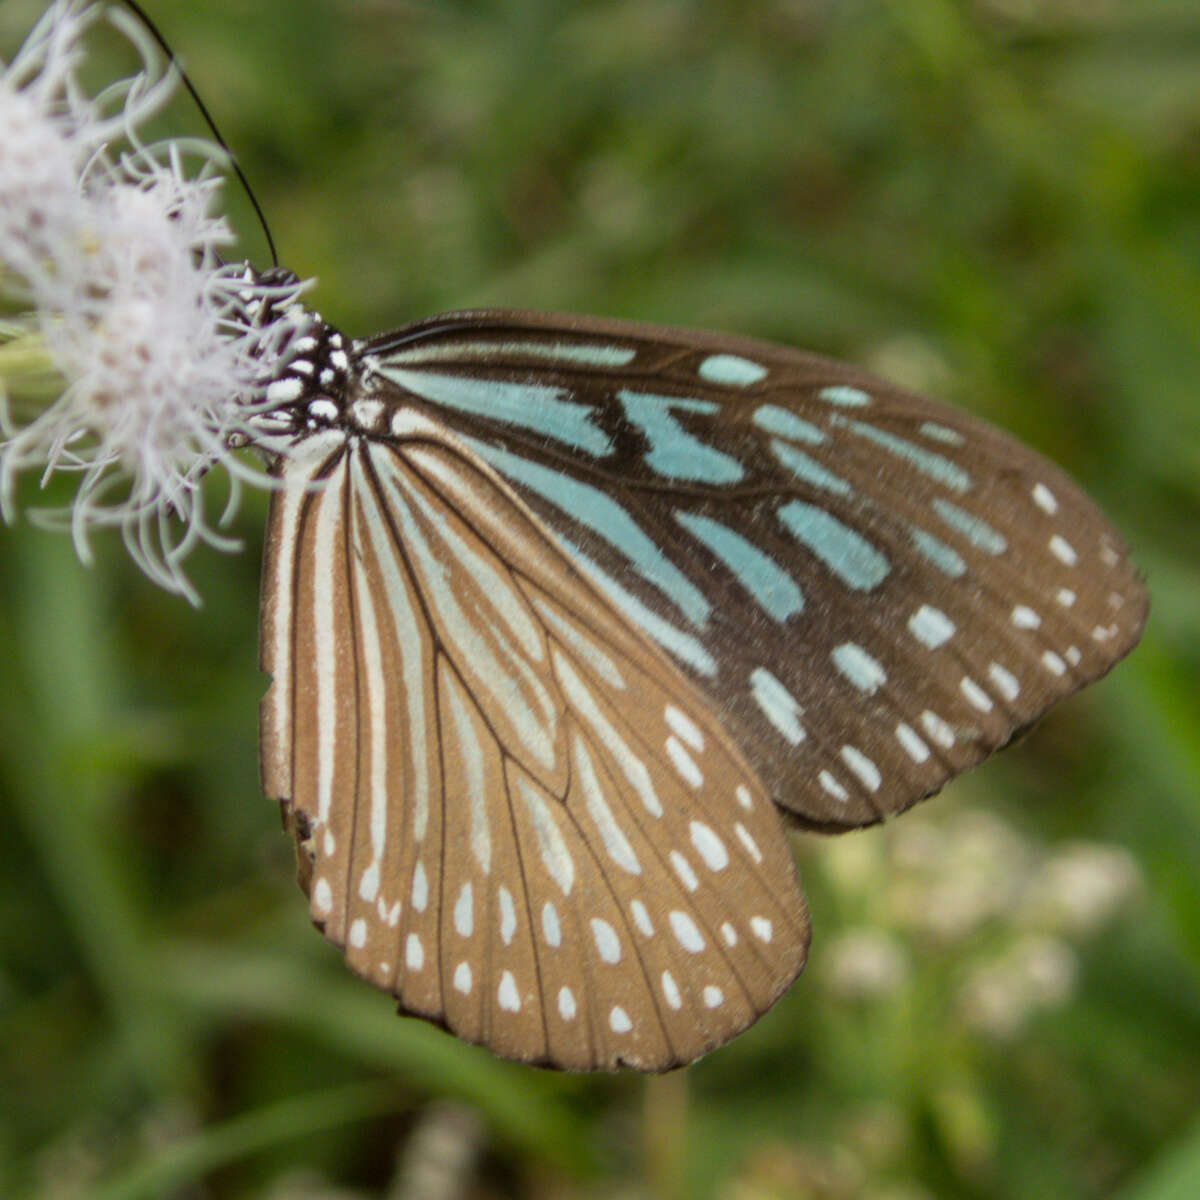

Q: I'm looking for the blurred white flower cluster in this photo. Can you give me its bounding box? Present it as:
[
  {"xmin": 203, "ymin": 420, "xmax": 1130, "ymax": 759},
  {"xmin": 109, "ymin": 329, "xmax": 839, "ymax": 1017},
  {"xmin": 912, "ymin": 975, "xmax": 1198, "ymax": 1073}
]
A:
[
  {"xmin": 817, "ymin": 806, "xmax": 1141, "ymax": 1038},
  {"xmin": 0, "ymin": 1, "xmax": 309, "ymax": 599}
]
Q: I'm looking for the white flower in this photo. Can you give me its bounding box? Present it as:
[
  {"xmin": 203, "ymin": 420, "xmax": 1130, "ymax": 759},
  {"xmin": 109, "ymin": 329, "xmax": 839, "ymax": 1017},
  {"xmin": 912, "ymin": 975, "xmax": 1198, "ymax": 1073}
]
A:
[
  {"xmin": 825, "ymin": 928, "xmax": 910, "ymax": 1000},
  {"xmin": 957, "ymin": 935, "xmax": 1078, "ymax": 1039},
  {"xmin": 0, "ymin": 2, "xmax": 313, "ymax": 600},
  {"xmin": 1019, "ymin": 842, "xmax": 1141, "ymax": 936}
]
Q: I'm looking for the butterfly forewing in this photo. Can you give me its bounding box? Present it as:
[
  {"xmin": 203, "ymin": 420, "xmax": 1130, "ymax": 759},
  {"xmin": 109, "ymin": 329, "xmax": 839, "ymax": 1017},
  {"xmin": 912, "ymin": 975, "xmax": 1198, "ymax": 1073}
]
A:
[
  {"xmin": 260, "ymin": 412, "xmax": 808, "ymax": 1070},
  {"xmin": 360, "ymin": 311, "xmax": 1147, "ymax": 829}
]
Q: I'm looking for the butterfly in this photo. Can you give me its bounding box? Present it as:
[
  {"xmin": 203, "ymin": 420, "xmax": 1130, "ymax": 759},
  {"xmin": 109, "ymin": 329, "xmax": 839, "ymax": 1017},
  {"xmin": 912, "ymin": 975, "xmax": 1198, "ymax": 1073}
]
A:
[{"xmin": 250, "ymin": 295, "xmax": 1147, "ymax": 1071}]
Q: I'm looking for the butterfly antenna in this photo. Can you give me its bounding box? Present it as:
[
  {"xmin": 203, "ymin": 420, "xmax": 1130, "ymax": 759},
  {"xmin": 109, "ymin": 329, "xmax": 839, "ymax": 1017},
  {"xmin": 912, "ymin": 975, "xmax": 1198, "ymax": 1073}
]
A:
[{"xmin": 119, "ymin": 0, "xmax": 279, "ymax": 266}]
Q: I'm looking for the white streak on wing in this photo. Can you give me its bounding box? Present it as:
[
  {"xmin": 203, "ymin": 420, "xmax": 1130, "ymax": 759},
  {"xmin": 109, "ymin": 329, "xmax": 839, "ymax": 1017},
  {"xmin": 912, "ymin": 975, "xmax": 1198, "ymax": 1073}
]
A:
[
  {"xmin": 371, "ymin": 444, "xmax": 557, "ymax": 772},
  {"xmin": 734, "ymin": 822, "xmax": 763, "ymax": 864},
  {"xmin": 561, "ymin": 542, "xmax": 717, "ymax": 676},
  {"xmin": 350, "ymin": 502, "xmax": 390, "ymax": 895},
  {"xmin": 554, "ymin": 650, "xmax": 663, "ymax": 817},
  {"xmin": 532, "ymin": 595, "xmax": 626, "ymax": 689},
  {"xmin": 516, "ymin": 775, "xmax": 576, "ymax": 895},
  {"xmin": 665, "ymin": 736, "xmax": 703, "ymax": 788},
  {"xmin": 443, "ymin": 672, "xmax": 492, "ymax": 875},
  {"xmin": 670, "ymin": 851, "xmax": 700, "ymax": 892},
  {"xmin": 263, "ymin": 436, "xmax": 344, "ymax": 781},
  {"xmin": 401, "ymin": 448, "xmax": 545, "ymax": 662},
  {"xmin": 355, "ymin": 452, "xmax": 431, "ymax": 840},
  {"xmin": 664, "ymin": 704, "xmax": 704, "ymax": 751},
  {"xmin": 312, "ymin": 457, "xmax": 348, "ymax": 827},
  {"xmin": 573, "ymin": 736, "xmax": 641, "ymax": 875}
]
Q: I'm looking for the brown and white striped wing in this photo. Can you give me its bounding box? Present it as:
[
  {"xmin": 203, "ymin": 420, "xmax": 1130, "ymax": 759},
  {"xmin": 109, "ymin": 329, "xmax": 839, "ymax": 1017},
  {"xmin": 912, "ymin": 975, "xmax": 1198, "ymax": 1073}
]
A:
[{"xmin": 259, "ymin": 418, "xmax": 808, "ymax": 1070}]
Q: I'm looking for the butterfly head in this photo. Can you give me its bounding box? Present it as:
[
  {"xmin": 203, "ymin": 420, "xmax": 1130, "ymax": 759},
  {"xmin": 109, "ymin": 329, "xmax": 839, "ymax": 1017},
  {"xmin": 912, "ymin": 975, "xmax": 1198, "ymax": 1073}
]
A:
[{"xmin": 228, "ymin": 264, "xmax": 368, "ymax": 449}]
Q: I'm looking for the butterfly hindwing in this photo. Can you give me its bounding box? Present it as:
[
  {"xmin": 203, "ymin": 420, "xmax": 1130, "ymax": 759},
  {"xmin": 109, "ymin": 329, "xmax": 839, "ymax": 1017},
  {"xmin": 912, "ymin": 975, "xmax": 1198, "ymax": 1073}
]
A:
[
  {"xmin": 260, "ymin": 412, "xmax": 808, "ymax": 1070},
  {"xmin": 358, "ymin": 310, "xmax": 1147, "ymax": 829}
]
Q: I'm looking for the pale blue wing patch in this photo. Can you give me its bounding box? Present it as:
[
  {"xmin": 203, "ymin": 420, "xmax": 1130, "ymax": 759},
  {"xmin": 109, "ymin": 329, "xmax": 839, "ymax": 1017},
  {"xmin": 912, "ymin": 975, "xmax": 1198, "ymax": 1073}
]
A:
[{"xmin": 618, "ymin": 391, "xmax": 745, "ymax": 484}]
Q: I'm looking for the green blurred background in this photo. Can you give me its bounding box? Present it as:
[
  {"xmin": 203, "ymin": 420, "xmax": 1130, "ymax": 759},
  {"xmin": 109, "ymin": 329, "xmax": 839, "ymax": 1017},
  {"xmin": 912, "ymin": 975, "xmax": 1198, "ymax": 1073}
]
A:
[{"xmin": 1, "ymin": 1, "xmax": 1198, "ymax": 1197}]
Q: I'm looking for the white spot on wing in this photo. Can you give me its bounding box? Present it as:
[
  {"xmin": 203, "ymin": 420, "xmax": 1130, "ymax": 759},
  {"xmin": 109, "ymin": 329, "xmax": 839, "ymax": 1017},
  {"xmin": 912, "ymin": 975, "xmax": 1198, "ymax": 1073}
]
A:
[
  {"xmin": 609, "ymin": 1006, "xmax": 633, "ymax": 1033},
  {"xmin": 750, "ymin": 667, "xmax": 807, "ymax": 744},
  {"xmin": 820, "ymin": 384, "xmax": 871, "ymax": 407},
  {"xmin": 921, "ymin": 710, "xmax": 956, "ymax": 748},
  {"xmin": 558, "ymin": 986, "xmax": 577, "ymax": 1020},
  {"xmin": 1042, "ymin": 650, "xmax": 1067, "ymax": 676},
  {"xmin": 819, "ymin": 771, "xmax": 850, "ymax": 802},
  {"xmin": 662, "ymin": 971, "xmax": 683, "ymax": 1009},
  {"xmin": 1032, "ymin": 483, "xmax": 1059, "ymax": 514},
  {"xmin": 1012, "ymin": 605, "xmax": 1042, "ymax": 630},
  {"xmin": 988, "ymin": 663, "xmax": 1020, "ymax": 702},
  {"xmin": 1049, "ymin": 535, "xmax": 1078, "ymax": 565},
  {"xmin": 665, "ymin": 704, "xmax": 705, "ymax": 751},
  {"xmin": 689, "ymin": 821, "xmax": 729, "ymax": 871},
  {"xmin": 406, "ymin": 933, "xmax": 424, "ymax": 971},
  {"xmin": 454, "ymin": 962, "xmax": 472, "ymax": 994},
  {"xmin": 698, "ymin": 353, "xmax": 767, "ymax": 386},
  {"xmin": 841, "ymin": 745, "xmax": 881, "ymax": 792},
  {"xmin": 666, "ymin": 736, "xmax": 704, "ymax": 788},
  {"xmin": 542, "ymin": 901, "xmax": 562, "ymax": 947},
  {"xmin": 671, "ymin": 851, "xmax": 700, "ymax": 892},
  {"xmin": 498, "ymin": 885, "xmax": 517, "ymax": 944},
  {"xmin": 454, "ymin": 882, "xmax": 474, "ymax": 937},
  {"xmin": 498, "ymin": 970, "xmax": 521, "ymax": 1012},
  {"xmin": 314, "ymin": 877, "xmax": 333, "ymax": 915},
  {"xmin": 412, "ymin": 861, "xmax": 428, "ymax": 912},
  {"xmin": 895, "ymin": 722, "xmax": 930, "ymax": 763},
  {"xmin": 591, "ymin": 918, "xmax": 622, "ymax": 964},
  {"xmin": 908, "ymin": 605, "xmax": 955, "ymax": 649},
  {"xmin": 703, "ymin": 985, "xmax": 724, "ymax": 1009},
  {"xmin": 349, "ymin": 919, "xmax": 367, "ymax": 949},
  {"xmin": 960, "ymin": 677, "xmax": 994, "ymax": 712},
  {"xmin": 750, "ymin": 916, "xmax": 773, "ymax": 943},
  {"xmin": 832, "ymin": 642, "xmax": 888, "ymax": 694},
  {"xmin": 670, "ymin": 910, "xmax": 706, "ymax": 953},
  {"xmin": 358, "ymin": 863, "xmax": 380, "ymax": 903},
  {"xmin": 631, "ymin": 900, "xmax": 654, "ymax": 936}
]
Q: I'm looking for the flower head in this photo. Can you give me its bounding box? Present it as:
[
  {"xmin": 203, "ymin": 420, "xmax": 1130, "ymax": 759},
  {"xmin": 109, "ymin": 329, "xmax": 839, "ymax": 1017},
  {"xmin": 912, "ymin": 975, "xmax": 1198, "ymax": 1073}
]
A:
[{"xmin": 0, "ymin": 1, "xmax": 312, "ymax": 600}]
